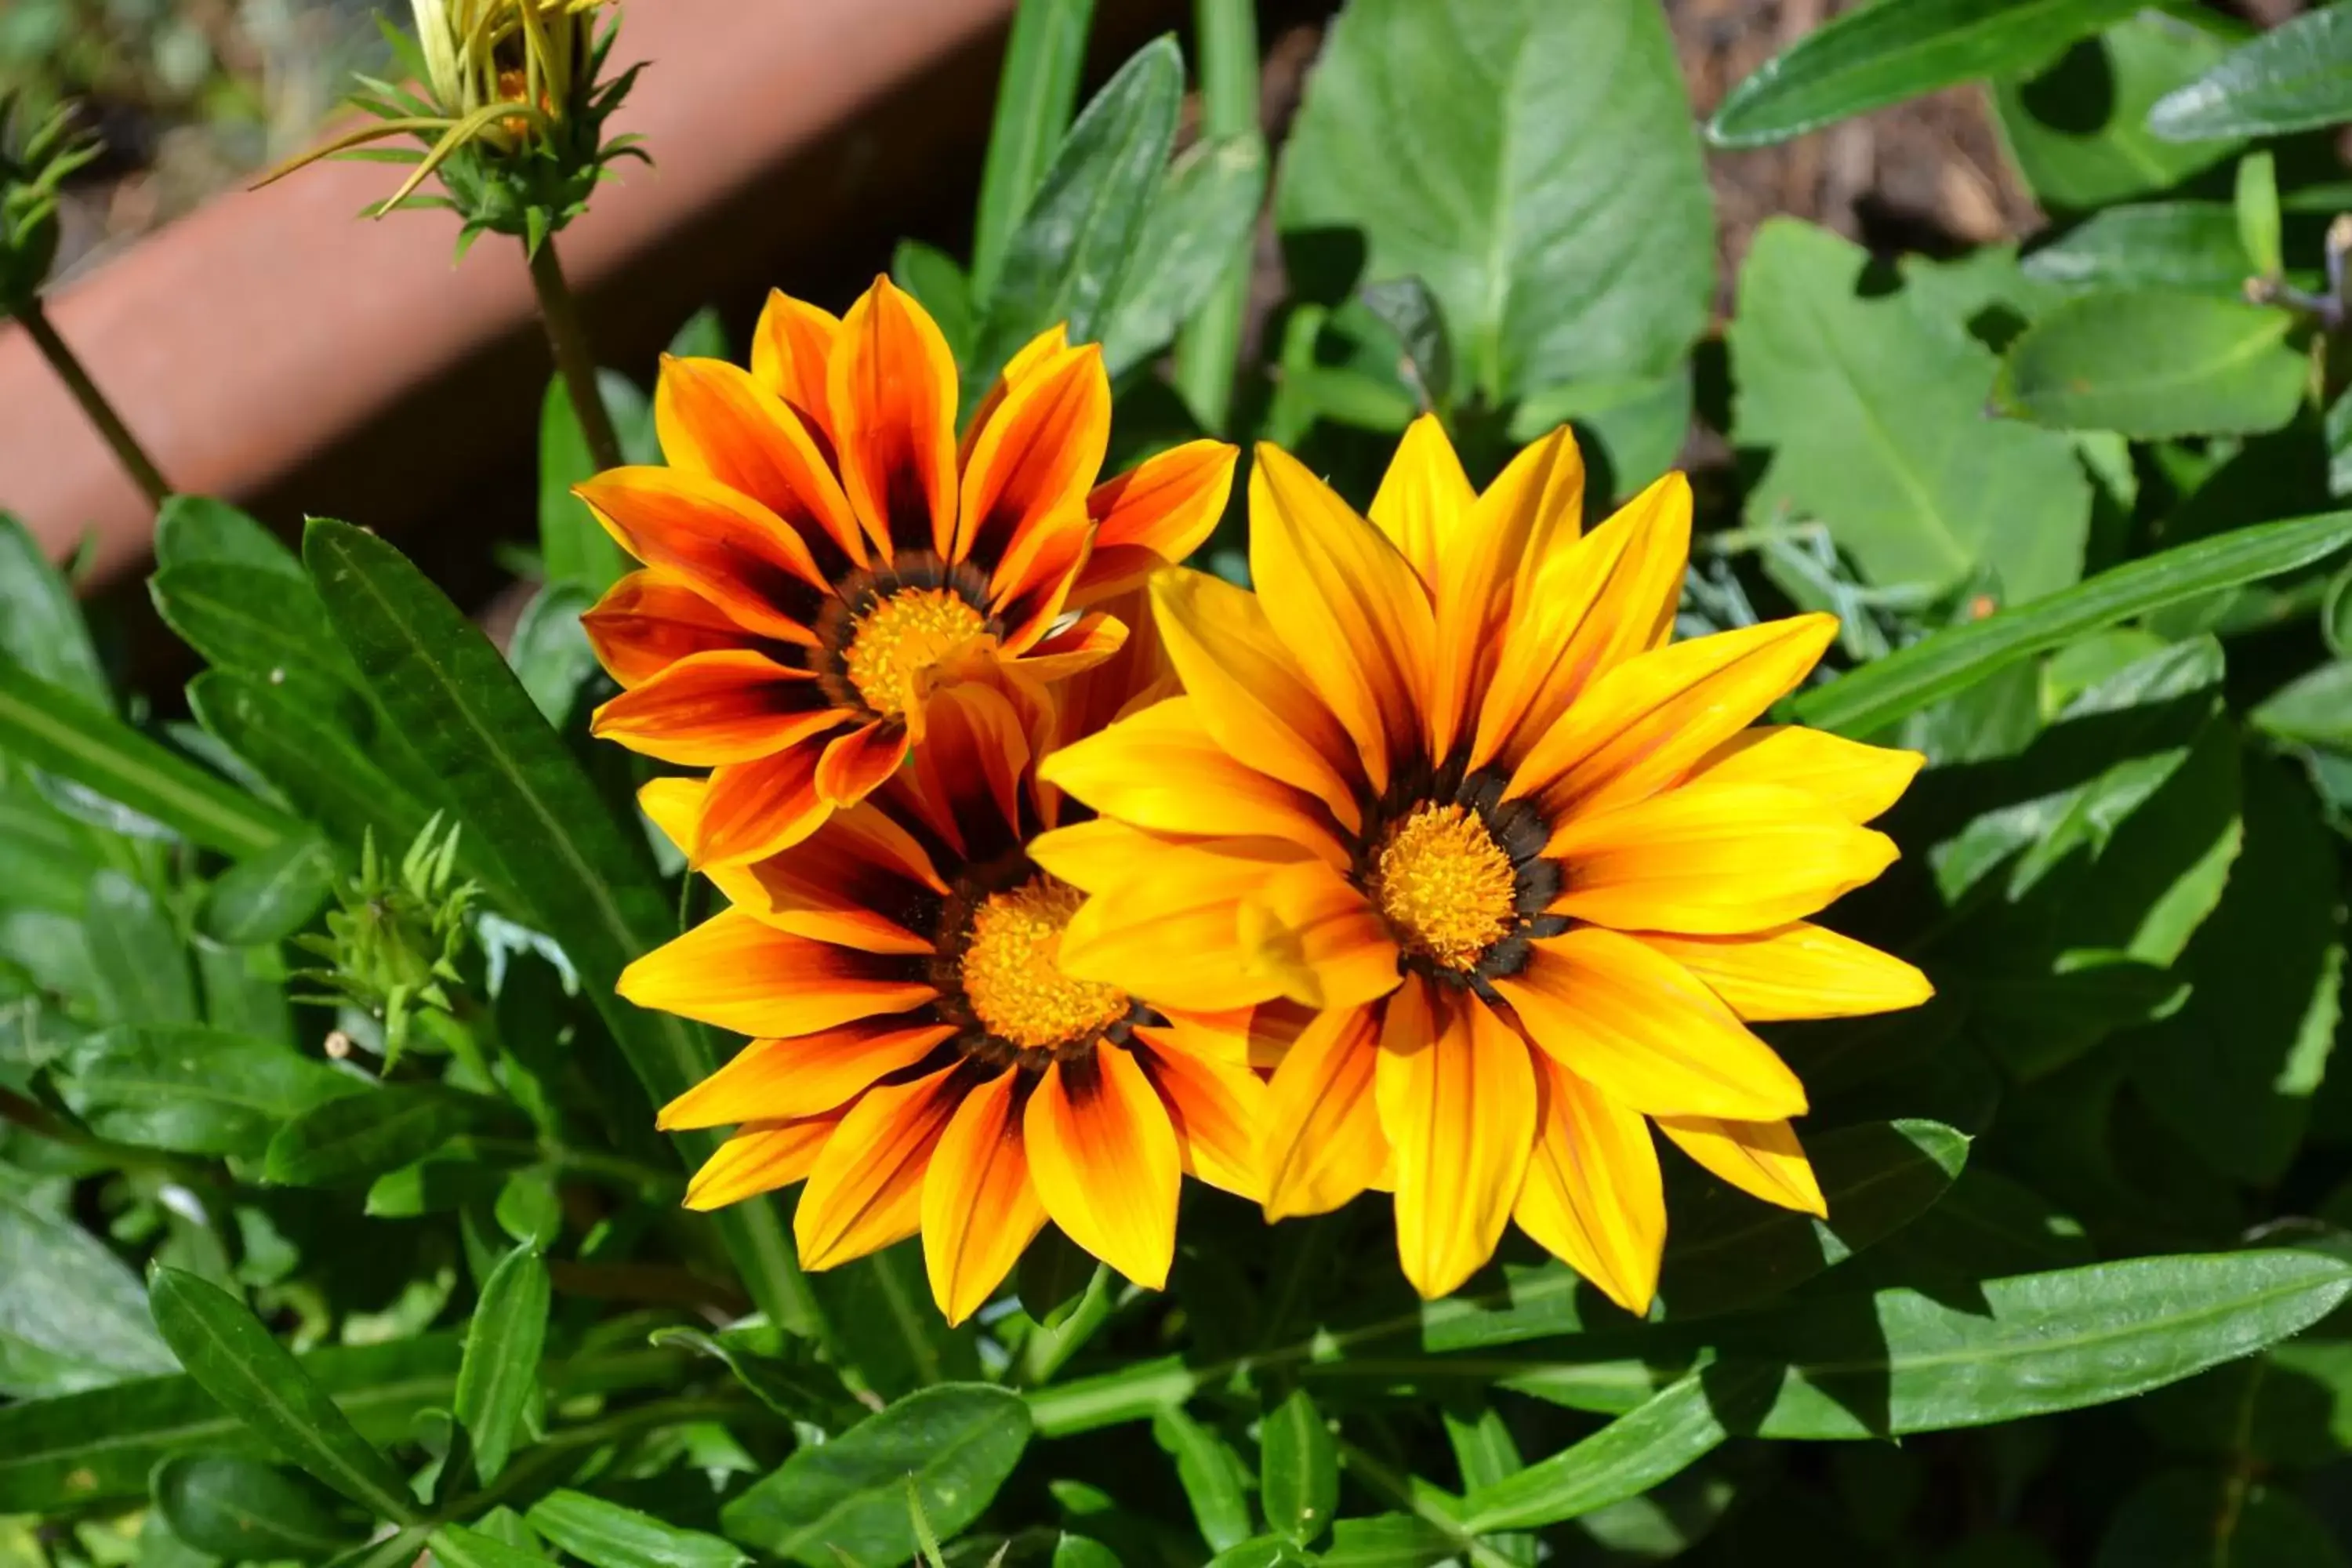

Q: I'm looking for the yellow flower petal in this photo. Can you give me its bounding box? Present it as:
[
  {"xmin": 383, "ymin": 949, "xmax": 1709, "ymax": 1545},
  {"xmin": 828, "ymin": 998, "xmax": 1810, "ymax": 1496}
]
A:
[
  {"xmin": 921, "ymin": 1069, "xmax": 1047, "ymax": 1326},
  {"xmin": 1655, "ymin": 1116, "xmax": 1825, "ymax": 1217},
  {"xmin": 1683, "ymin": 725, "xmax": 1924, "ymax": 824},
  {"xmin": 1635, "ymin": 923, "xmax": 1933, "ymax": 1022},
  {"xmin": 1514, "ymin": 1057, "xmax": 1664, "ymax": 1316},
  {"xmin": 793, "ymin": 1063, "xmax": 966, "ymax": 1269},
  {"xmin": 1024, "ymin": 1047, "xmax": 1182, "ymax": 1290},
  {"xmin": 1261, "ymin": 1004, "xmax": 1389, "ymax": 1221}
]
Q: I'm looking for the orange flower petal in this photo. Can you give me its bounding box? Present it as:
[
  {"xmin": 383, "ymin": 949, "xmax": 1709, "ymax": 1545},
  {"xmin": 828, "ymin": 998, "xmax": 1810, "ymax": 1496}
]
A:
[
  {"xmin": 750, "ymin": 289, "xmax": 843, "ymax": 444},
  {"xmin": 655, "ymin": 353, "xmax": 867, "ymax": 570},
  {"xmin": 1131, "ymin": 1025, "xmax": 1270, "ymax": 1201},
  {"xmin": 696, "ymin": 745, "xmax": 837, "ymax": 868},
  {"xmin": 1683, "ymin": 726, "xmax": 1923, "ymax": 824},
  {"xmin": 795, "ymin": 1062, "xmax": 967, "ymax": 1269},
  {"xmin": 577, "ymin": 467, "xmax": 829, "ymax": 642},
  {"xmin": 1374, "ymin": 984, "xmax": 1537, "ymax": 1298},
  {"xmin": 956, "ymin": 343, "xmax": 1109, "ymax": 568},
  {"xmin": 683, "ymin": 1114, "xmax": 840, "ymax": 1211},
  {"xmin": 1513, "ymin": 1056, "xmax": 1664, "ymax": 1316},
  {"xmin": 659, "ymin": 1023, "xmax": 956, "ymax": 1130},
  {"xmin": 581, "ymin": 572, "xmax": 763, "ymax": 689},
  {"xmin": 617, "ymin": 907, "xmax": 935, "ymax": 1038},
  {"xmin": 589, "ymin": 650, "xmax": 839, "ymax": 767},
  {"xmin": 904, "ymin": 683, "xmax": 1031, "ymax": 856},
  {"xmin": 959, "ymin": 324, "xmax": 1069, "ymax": 469},
  {"xmin": 1494, "ymin": 927, "xmax": 1806, "ymax": 1121},
  {"xmin": 1655, "ymin": 1116, "xmax": 1825, "ymax": 1217},
  {"xmin": 1369, "ymin": 413, "xmax": 1477, "ymax": 593},
  {"xmin": 1024, "ymin": 1047, "xmax": 1182, "ymax": 1290},
  {"xmin": 814, "ymin": 720, "xmax": 909, "ymax": 808},
  {"xmin": 989, "ymin": 505, "xmax": 1094, "ymax": 651},
  {"xmin": 829, "ymin": 276, "xmax": 960, "ymax": 559},
  {"xmin": 922, "ymin": 1069, "xmax": 1048, "ymax": 1326},
  {"xmin": 1068, "ymin": 440, "xmax": 1240, "ymax": 604},
  {"xmin": 1261, "ymin": 1004, "xmax": 1389, "ymax": 1221},
  {"xmin": 1635, "ymin": 923, "xmax": 1933, "ymax": 1022},
  {"xmin": 717, "ymin": 800, "xmax": 947, "ymax": 953}
]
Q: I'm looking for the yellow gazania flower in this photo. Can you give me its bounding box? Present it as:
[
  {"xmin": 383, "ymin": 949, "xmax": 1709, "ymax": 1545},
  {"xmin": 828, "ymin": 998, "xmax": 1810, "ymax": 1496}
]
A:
[
  {"xmin": 616, "ymin": 629, "xmax": 1266, "ymax": 1325},
  {"xmin": 578, "ymin": 275, "xmax": 1237, "ymax": 867},
  {"xmin": 1033, "ymin": 418, "xmax": 1933, "ymax": 1310}
]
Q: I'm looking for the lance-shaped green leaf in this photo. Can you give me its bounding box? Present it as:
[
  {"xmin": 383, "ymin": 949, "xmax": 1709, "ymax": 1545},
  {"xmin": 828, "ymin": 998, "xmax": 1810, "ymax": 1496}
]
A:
[
  {"xmin": 152, "ymin": 1455, "xmax": 365, "ymax": 1562},
  {"xmin": 1101, "ymin": 131, "xmax": 1268, "ymax": 377},
  {"xmin": 0, "ymin": 1196, "xmax": 176, "ymax": 1398},
  {"xmin": 56, "ymin": 1024, "xmax": 355, "ymax": 1158},
  {"xmin": 2147, "ymin": 3, "xmax": 2352, "ymax": 141},
  {"xmin": 525, "ymin": 1490, "xmax": 746, "ymax": 1568},
  {"xmin": 267, "ymin": 1085, "xmax": 508, "ymax": 1189},
  {"xmin": 201, "ymin": 834, "xmax": 338, "ymax": 946},
  {"xmin": 85, "ymin": 869, "xmax": 196, "ymax": 1025},
  {"xmin": 0, "ymin": 512, "xmax": 106, "ymax": 704},
  {"xmin": 454, "ymin": 1244, "xmax": 550, "ymax": 1483},
  {"xmin": 969, "ymin": 0, "xmax": 1097, "ymax": 302},
  {"xmin": 2020, "ymin": 202, "xmax": 2256, "ymax": 296},
  {"xmin": 430, "ymin": 1523, "xmax": 553, "ymax": 1568},
  {"xmin": 1994, "ymin": 291, "xmax": 2307, "ymax": 438},
  {"xmin": 150, "ymin": 561, "xmax": 361, "ymax": 725},
  {"xmin": 1153, "ymin": 1406, "xmax": 1253, "ymax": 1554},
  {"xmin": 145, "ymin": 1269, "xmax": 419, "ymax": 1523},
  {"xmin": 720, "ymin": 1385, "xmax": 1033, "ymax": 1567},
  {"xmin": 1259, "ymin": 1388, "xmax": 1338, "ymax": 1548},
  {"xmin": 1317, "ymin": 1515, "xmax": 1457, "ymax": 1568}
]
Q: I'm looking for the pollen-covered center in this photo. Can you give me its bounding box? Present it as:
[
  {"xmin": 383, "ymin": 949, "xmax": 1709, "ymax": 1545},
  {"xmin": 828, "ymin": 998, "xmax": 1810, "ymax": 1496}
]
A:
[
  {"xmin": 843, "ymin": 588, "xmax": 987, "ymax": 717},
  {"xmin": 1366, "ymin": 802, "xmax": 1518, "ymax": 972},
  {"xmin": 958, "ymin": 877, "xmax": 1128, "ymax": 1051}
]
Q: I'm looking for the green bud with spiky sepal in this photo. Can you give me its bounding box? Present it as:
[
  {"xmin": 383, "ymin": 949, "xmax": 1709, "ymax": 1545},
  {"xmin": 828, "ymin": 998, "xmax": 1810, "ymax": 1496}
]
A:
[
  {"xmin": 294, "ymin": 814, "xmax": 482, "ymax": 1069},
  {"xmin": 0, "ymin": 94, "xmax": 100, "ymax": 316}
]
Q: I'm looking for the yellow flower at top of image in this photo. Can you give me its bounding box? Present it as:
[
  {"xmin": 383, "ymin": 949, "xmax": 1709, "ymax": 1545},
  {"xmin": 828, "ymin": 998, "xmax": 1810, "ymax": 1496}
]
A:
[
  {"xmin": 578, "ymin": 276, "xmax": 1237, "ymax": 867},
  {"xmin": 617, "ymin": 622, "xmax": 1265, "ymax": 1325},
  {"xmin": 1033, "ymin": 417, "xmax": 1933, "ymax": 1311}
]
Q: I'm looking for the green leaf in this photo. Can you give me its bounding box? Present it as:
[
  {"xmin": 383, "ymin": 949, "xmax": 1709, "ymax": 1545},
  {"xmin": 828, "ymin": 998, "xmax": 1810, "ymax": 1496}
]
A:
[
  {"xmin": 969, "ymin": 0, "xmax": 1097, "ymax": 303},
  {"xmin": 56, "ymin": 1025, "xmax": 353, "ymax": 1157},
  {"xmin": 187, "ymin": 671, "xmax": 440, "ymax": 869},
  {"xmin": 150, "ymin": 562, "xmax": 359, "ymax": 726},
  {"xmin": 1730, "ymin": 218, "xmax": 2089, "ymax": 603},
  {"xmin": 1993, "ymin": 11, "xmax": 2241, "ymax": 210},
  {"xmin": 2094, "ymin": 1471, "xmax": 2347, "ymax": 1566},
  {"xmin": 1051, "ymin": 1535, "xmax": 1127, "ymax": 1568},
  {"xmin": 666, "ymin": 307, "xmax": 728, "ymax": 364},
  {"xmin": 1791, "ymin": 507, "xmax": 2352, "ymax": 737},
  {"xmin": 971, "ymin": 36, "xmax": 1182, "ymax": 388},
  {"xmin": 86, "ymin": 870, "xmax": 196, "ymax": 1026},
  {"xmin": 1101, "ymin": 131, "xmax": 1268, "ymax": 377},
  {"xmin": 891, "ymin": 241, "xmax": 975, "ymax": 367},
  {"xmin": 1316, "ymin": 1515, "xmax": 1456, "ymax": 1568},
  {"xmin": 808, "ymin": 1240, "xmax": 980, "ymax": 1400},
  {"xmin": 1277, "ymin": 0, "xmax": 1712, "ymax": 407},
  {"xmin": 0, "ymin": 513, "xmax": 106, "ymax": 706},
  {"xmin": 539, "ymin": 376, "xmax": 637, "ymax": 593},
  {"xmin": 0, "ymin": 656, "xmax": 299, "ymax": 858},
  {"xmin": 1708, "ymin": 0, "xmax": 2143, "ymax": 148},
  {"xmin": 2147, "ymin": 3, "xmax": 2352, "ymax": 142},
  {"xmin": 2020, "ymin": 202, "xmax": 2254, "ymax": 294},
  {"xmin": 524, "ymin": 1490, "xmax": 746, "ymax": 1568},
  {"xmin": 0, "ymin": 1334, "xmax": 460, "ymax": 1512},
  {"xmin": 506, "ymin": 582, "xmax": 601, "ymax": 729},
  {"xmin": 1258, "ymin": 1389, "xmax": 1338, "ymax": 1548},
  {"xmin": 648, "ymin": 1323, "xmax": 860, "ymax": 1429},
  {"xmin": 430, "ymin": 1524, "xmax": 551, "ymax": 1568},
  {"xmin": 0, "ymin": 1195, "xmax": 175, "ymax": 1397},
  {"xmin": 720, "ymin": 1385, "xmax": 1033, "ymax": 1567},
  {"xmin": 200, "ymin": 834, "xmax": 336, "ymax": 946},
  {"xmin": 2252, "ymin": 659, "xmax": 2352, "ymax": 748},
  {"xmin": 1152, "ymin": 1406, "xmax": 1252, "ymax": 1554},
  {"xmin": 265, "ymin": 1086, "xmax": 503, "ymax": 1188},
  {"xmin": 1457, "ymin": 1367, "xmax": 1765, "ymax": 1533},
  {"xmin": 299, "ymin": 519, "xmax": 810, "ymax": 1331},
  {"xmin": 2236, "ymin": 150, "xmax": 2282, "ymax": 277},
  {"xmin": 154, "ymin": 497, "xmax": 304, "ymax": 577},
  {"xmin": 453, "ymin": 1243, "xmax": 550, "ymax": 1483},
  {"xmin": 1203, "ymin": 1538, "xmax": 1311, "ymax": 1568},
  {"xmin": 151, "ymin": 1456, "xmax": 362, "ymax": 1561},
  {"xmin": 144, "ymin": 1269, "xmax": 419, "ymax": 1523},
  {"xmin": 1994, "ymin": 290, "xmax": 2306, "ymax": 438}
]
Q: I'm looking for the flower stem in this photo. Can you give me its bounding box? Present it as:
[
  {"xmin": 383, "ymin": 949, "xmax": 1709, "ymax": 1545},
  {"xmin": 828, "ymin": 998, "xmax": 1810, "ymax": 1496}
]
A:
[
  {"xmin": 15, "ymin": 295, "xmax": 172, "ymax": 507},
  {"xmin": 524, "ymin": 238, "xmax": 624, "ymax": 472}
]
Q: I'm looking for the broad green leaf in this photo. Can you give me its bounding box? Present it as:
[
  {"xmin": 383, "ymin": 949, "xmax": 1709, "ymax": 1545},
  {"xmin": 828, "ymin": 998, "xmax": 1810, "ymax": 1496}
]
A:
[
  {"xmin": 150, "ymin": 563, "xmax": 359, "ymax": 725},
  {"xmin": 1993, "ymin": 11, "xmax": 2241, "ymax": 209},
  {"xmin": 151, "ymin": 1456, "xmax": 361, "ymax": 1561},
  {"xmin": 85, "ymin": 871, "xmax": 196, "ymax": 1026},
  {"xmin": 1506, "ymin": 366, "xmax": 1692, "ymax": 499},
  {"xmin": 200, "ymin": 834, "xmax": 336, "ymax": 947},
  {"xmin": 720, "ymin": 1385, "xmax": 1033, "ymax": 1567},
  {"xmin": 0, "ymin": 656, "xmax": 298, "ymax": 857},
  {"xmin": 196, "ymin": 938, "xmax": 297, "ymax": 1046},
  {"xmin": 1457, "ymin": 1367, "xmax": 1766, "ymax": 1534},
  {"xmin": 2127, "ymin": 754, "xmax": 2344, "ymax": 1184},
  {"xmin": 2020, "ymin": 202, "xmax": 2254, "ymax": 294},
  {"xmin": 187, "ymin": 671, "xmax": 441, "ymax": 869},
  {"xmin": 0, "ymin": 513, "xmax": 106, "ymax": 706},
  {"xmin": 969, "ymin": 0, "xmax": 1097, "ymax": 302},
  {"xmin": 0, "ymin": 1196, "xmax": 175, "ymax": 1397},
  {"xmin": 524, "ymin": 1491, "xmax": 746, "ymax": 1568},
  {"xmin": 1277, "ymin": 0, "xmax": 1712, "ymax": 408},
  {"xmin": 1316, "ymin": 1515, "xmax": 1455, "ymax": 1568},
  {"xmin": 539, "ymin": 374, "xmax": 638, "ymax": 594},
  {"xmin": 1102, "ymin": 132, "xmax": 1268, "ymax": 377},
  {"xmin": 494, "ymin": 1167, "xmax": 561, "ymax": 1247},
  {"xmin": 1791, "ymin": 508, "xmax": 2352, "ymax": 737},
  {"xmin": 506, "ymin": 582, "xmax": 601, "ymax": 729},
  {"xmin": 1995, "ymin": 290, "xmax": 2307, "ymax": 437},
  {"xmin": 56, "ymin": 1025, "xmax": 352, "ymax": 1157},
  {"xmin": 154, "ymin": 496, "xmax": 304, "ymax": 577},
  {"xmin": 1731, "ymin": 218, "xmax": 2089, "ymax": 603},
  {"xmin": 2094, "ymin": 1471, "xmax": 2346, "ymax": 1566},
  {"xmin": 1708, "ymin": 0, "xmax": 2143, "ymax": 148},
  {"xmin": 0, "ymin": 773, "xmax": 107, "ymax": 916},
  {"xmin": 145, "ymin": 1269, "xmax": 419, "ymax": 1523},
  {"xmin": 299, "ymin": 519, "xmax": 810, "ymax": 1331},
  {"xmin": 647, "ymin": 1324, "xmax": 861, "ymax": 1429},
  {"xmin": 0, "ymin": 1334, "xmax": 461, "ymax": 1511},
  {"xmin": 1152, "ymin": 1406, "xmax": 1252, "ymax": 1554},
  {"xmin": 1258, "ymin": 1389, "xmax": 1338, "ymax": 1548},
  {"xmin": 971, "ymin": 36, "xmax": 1182, "ymax": 389},
  {"xmin": 2147, "ymin": 3, "xmax": 2352, "ymax": 141},
  {"xmin": 2252, "ymin": 658, "xmax": 2352, "ymax": 748},
  {"xmin": 430, "ymin": 1524, "xmax": 550, "ymax": 1568},
  {"xmin": 266, "ymin": 1086, "xmax": 505, "ymax": 1188},
  {"xmin": 454, "ymin": 1244, "xmax": 550, "ymax": 1483}
]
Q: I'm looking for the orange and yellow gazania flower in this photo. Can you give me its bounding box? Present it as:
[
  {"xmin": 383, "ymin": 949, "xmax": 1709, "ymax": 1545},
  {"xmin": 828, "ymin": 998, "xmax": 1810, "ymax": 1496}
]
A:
[
  {"xmin": 577, "ymin": 275, "xmax": 1236, "ymax": 867},
  {"xmin": 616, "ymin": 634, "xmax": 1267, "ymax": 1325},
  {"xmin": 1034, "ymin": 417, "xmax": 1933, "ymax": 1311}
]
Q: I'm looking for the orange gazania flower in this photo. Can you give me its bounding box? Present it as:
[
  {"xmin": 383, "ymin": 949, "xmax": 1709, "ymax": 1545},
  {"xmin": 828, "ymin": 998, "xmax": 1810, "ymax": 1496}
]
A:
[
  {"xmin": 616, "ymin": 636, "xmax": 1266, "ymax": 1325},
  {"xmin": 577, "ymin": 275, "xmax": 1236, "ymax": 866},
  {"xmin": 1033, "ymin": 418, "xmax": 1933, "ymax": 1310}
]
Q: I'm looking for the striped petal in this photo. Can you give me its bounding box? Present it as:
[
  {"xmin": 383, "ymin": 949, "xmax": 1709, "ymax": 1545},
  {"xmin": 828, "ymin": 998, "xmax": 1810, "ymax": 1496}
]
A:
[
  {"xmin": 696, "ymin": 745, "xmax": 837, "ymax": 867},
  {"xmin": 590, "ymin": 650, "xmax": 837, "ymax": 766},
  {"xmin": 617, "ymin": 908, "xmax": 934, "ymax": 1038},
  {"xmin": 1655, "ymin": 1116, "xmax": 1825, "ymax": 1217},
  {"xmin": 1057, "ymin": 840, "xmax": 1320, "ymax": 1011},
  {"xmin": 581, "ymin": 573, "xmax": 763, "ymax": 688},
  {"xmin": 814, "ymin": 720, "xmax": 909, "ymax": 808},
  {"xmin": 795, "ymin": 1062, "xmax": 967, "ymax": 1269},
  {"xmin": 1242, "ymin": 858, "xmax": 1405, "ymax": 1012},
  {"xmin": 1261, "ymin": 1004, "xmax": 1389, "ymax": 1221},
  {"xmin": 1131, "ymin": 1025, "xmax": 1269, "ymax": 1201},
  {"xmin": 1494, "ymin": 927, "xmax": 1806, "ymax": 1121},
  {"xmin": 750, "ymin": 289, "xmax": 842, "ymax": 443},
  {"xmin": 1374, "ymin": 983, "xmax": 1537, "ymax": 1298},
  {"xmin": 829, "ymin": 276, "xmax": 960, "ymax": 558},
  {"xmin": 1683, "ymin": 726, "xmax": 1923, "ymax": 823},
  {"xmin": 1069, "ymin": 440, "xmax": 1240, "ymax": 604},
  {"xmin": 577, "ymin": 467, "xmax": 829, "ymax": 641},
  {"xmin": 659, "ymin": 1023, "xmax": 956, "ymax": 1130},
  {"xmin": 655, "ymin": 353, "xmax": 866, "ymax": 569},
  {"xmin": 956, "ymin": 343, "xmax": 1110, "ymax": 568},
  {"xmin": 922, "ymin": 1069, "xmax": 1047, "ymax": 1326},
  {"xmin": 684, "ymin": 1115, "xmax": 840, "ymax": 1210},
  {"xmin": 1635, "ymin": 923, "xmax": 1933, "ymax": 1022},
  {"xmin": 719, "ymin": 800, "xmax": 946, "ymax": 953},
  {"xmin": 1025, "ymin": 1047, "xmax": 1182, "ymax": 1290},
  {"xmin": 1369, "ymin": 413, "xmax": 1477, "ymax": 593},
  {"xmin": 1513, "ymin": 1057, "xmax": 1664, "ymax": 1316}
]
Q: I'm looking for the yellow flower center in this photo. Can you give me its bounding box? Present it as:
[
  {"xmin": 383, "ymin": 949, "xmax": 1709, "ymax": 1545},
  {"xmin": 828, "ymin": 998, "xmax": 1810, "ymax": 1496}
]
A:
[
  {"xmin": 959, "ymin": 877, "xmax": 1128, "ymax": 1051},
  {"xmin": 842, "ymin": 588, "xmax": 987, "ymax": 718},
  {"xmin": 1366, "ymin": 802, "xmax": 1517, "ymax": 972}
]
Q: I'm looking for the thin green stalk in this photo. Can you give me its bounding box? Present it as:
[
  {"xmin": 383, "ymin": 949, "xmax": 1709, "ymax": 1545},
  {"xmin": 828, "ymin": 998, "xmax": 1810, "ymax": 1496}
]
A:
[
  {"xmin": 15, "ymin": 295, "xmax": 172, "ymax": 506},
  {"xmin": 524, "ymin": 238, "xmax": 623, "ymax": 473},
  {"xmin": 970, "ymin": 0, "xmax": 1096, "ymax": 302},
  {"xmin": 1340, "ymin": 1439, "xmax": 1523, "ymax": 1568},
  {"xmin": 1172, "ymin": 0, "xmax": 1260, "ymax": 433}
]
